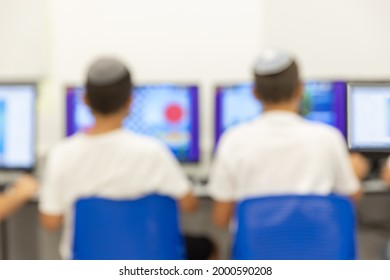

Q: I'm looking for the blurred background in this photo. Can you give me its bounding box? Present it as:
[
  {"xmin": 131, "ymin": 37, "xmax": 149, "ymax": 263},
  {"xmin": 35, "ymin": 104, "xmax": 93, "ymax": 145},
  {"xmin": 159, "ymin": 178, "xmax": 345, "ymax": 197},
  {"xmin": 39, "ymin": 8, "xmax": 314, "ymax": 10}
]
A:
[
  {"xmin": 1, "ymin": 0, "xmax": 389, "ymax": 175},
  {"xmin": 1, "ymin": 0, "xmax": 390, "ymax": 260}
]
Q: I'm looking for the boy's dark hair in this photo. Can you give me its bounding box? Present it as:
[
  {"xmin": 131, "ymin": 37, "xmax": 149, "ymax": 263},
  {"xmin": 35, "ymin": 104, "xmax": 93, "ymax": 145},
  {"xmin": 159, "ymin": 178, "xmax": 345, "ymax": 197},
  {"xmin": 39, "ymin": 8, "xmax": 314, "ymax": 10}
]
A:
[
  {"xmin": 253, "ymin": 60, "xmax": 299, "ymax": 104},
  {"xmin": 85, "ymin": 58, "xmax": 132, "ymax": 115}
]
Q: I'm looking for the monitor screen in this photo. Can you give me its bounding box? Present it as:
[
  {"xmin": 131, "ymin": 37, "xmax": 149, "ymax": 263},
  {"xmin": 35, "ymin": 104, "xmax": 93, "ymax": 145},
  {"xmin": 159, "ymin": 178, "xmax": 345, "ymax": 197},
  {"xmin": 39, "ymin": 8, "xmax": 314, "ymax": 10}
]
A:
[
  {"xmin": 348, "ymin": 83, "xmax": 390, "ymax": 152},
  {"xmin": 66, "ymin": 84, "xmax": 199, "ymax": 162},
  {"xmin": 215, "ymin": 81, "xmax": 347, "ymax": 144},
  {"xmin": 215, "ymin": 83, "xmax": 262, "ymax": 144},
  {"xmin": 0, "ymin": 84, "xmax": 36, "ymax": 170},
  {"xmin": 301, "ymin": 81, "xmax": 347, "ymax": 137}
]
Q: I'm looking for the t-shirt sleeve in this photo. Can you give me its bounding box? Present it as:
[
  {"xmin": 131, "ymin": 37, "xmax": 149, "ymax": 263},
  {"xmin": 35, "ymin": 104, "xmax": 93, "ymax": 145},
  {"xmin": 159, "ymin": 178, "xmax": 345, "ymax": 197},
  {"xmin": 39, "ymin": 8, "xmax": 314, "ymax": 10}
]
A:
[
  {"xmin": 331, "ymin": 131, "xmax": 360, "ymax": 195},
  {"xmin": 152, "ymin": 144, "xmax": 191, "ymax": 199},
  {"xmin": 38, "ymin": 149, "xmax": 66, "ymax": 215},
  {"xmin": 208, "ymin": 136, "xmax": 236, "ymax": 202}
]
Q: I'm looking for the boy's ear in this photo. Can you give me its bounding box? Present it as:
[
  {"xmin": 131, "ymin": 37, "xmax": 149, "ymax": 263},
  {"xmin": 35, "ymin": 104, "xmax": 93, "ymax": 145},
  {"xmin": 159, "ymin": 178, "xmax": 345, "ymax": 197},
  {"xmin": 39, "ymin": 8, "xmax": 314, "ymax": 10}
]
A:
[
  {"xmin": 122, "ymin": 95, "xmax": 132, "ymax": 115},
  {"xmin": 125, "ymin": 95, "xmax": 132, "ymax": 108},
  {"xmin": 83, "ymin": 93, "xmax": 91, "ymax": 107},
  {"xmin": 295, "ymin": 81, "xmax": 303, "ymax": 99},
  {"xmin": 252, "ymin": 87, "xmax": 263, "ymax": 102}
]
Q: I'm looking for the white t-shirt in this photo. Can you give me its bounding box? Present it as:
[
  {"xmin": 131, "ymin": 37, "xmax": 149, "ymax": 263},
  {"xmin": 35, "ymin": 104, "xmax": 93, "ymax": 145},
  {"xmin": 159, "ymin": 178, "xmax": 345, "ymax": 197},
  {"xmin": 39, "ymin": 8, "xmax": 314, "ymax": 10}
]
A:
[
  {"xmin": 209, "ymin": 111, "xmax": 359, "ymax": 202},
  {"xmin": 39, "ymin": 129, "xmax": 190, "ymax": 259}
]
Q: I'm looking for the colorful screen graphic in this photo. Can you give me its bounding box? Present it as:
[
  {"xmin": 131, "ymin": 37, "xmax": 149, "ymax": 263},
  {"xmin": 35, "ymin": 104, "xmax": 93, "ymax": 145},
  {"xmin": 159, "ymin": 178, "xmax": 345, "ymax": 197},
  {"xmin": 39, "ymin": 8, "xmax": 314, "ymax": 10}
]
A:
[
  {"xmin": 348, "ymin": 83, "xmax": 390, "ymax": 151},
  {"xmin": 66, "ymin": 84, "xmax": 199, "ymax": 162},
  {"xmin": 301, "ymin": 81, "xmax": 346, "ymax": 136},
  {"xmin": 215, "ymin": 81, "xmax": 347, "ymax": 144}
]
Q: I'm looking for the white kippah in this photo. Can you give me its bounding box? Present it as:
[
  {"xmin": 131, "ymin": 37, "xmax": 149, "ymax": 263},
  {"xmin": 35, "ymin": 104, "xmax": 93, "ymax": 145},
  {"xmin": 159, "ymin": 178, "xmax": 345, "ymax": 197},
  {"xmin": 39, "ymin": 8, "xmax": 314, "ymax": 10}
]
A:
[
  {"xmin": 254, "ymin": 49, "xmax": 293, "ymax": 75},
  {"xmin": 87, "ymin": 58, "xmax": 128, "ymax": 86}
]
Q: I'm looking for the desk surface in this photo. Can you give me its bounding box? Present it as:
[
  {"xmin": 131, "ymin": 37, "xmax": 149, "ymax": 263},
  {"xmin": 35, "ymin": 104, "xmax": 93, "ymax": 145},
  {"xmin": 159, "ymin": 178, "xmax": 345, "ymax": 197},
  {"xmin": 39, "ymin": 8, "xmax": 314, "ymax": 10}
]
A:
[
  {"xmin": 2, "ymin": 175, "xmax": 389, "ymax": 202},
  {"xmin": 363, "ymin": 179, "xmax": 390, "ymax": 193},
  {"xmin": 194, "ymin": 179, "xmax": 390, "ymax": 198}
]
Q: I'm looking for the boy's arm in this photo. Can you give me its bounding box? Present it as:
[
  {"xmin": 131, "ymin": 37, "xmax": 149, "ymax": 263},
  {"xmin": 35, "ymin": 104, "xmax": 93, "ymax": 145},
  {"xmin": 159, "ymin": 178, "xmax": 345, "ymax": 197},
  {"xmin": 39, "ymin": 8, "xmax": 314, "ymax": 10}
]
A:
[
  {"xmin": 212, "ymin": 201, "xmax": 234, "ymax": 229},
  {"xmin": 39, "ymin": 213, "xmax": 63, "ymax": 231},
  {"xmin": 0, "ymin": 175, "xmax": 38, "ymax": 221},
  {"xmin": 332, "ymin": 134, "xmax": 363, "ymax": 203},
  {"xmin": 350, "ymin": 153, "xmax": 369, "ymax": 181},
  {"xmin": 348, "ymin": 153, "xmax": 368, "ymax": 202},
  {"xmin": 380, "ymin": 157, "xmax": 390, "ymax": 186},
  {"xmin": 150, "ymin": 142, "xmax": 199, "ymax": 213},
  {"xmin": 349, "ymin": 187, "xmax": 363, "ymax": 202},
  {"xmin": 209, "ymin": 136, "xmax": 236, "ymax": 228},
  {"xmin": 179, "ymin": 191, "xmax": 198, "ymax": 213},
  {"xmin": 381, "ymin": 166, "xmax": 390, "ymax": 185},
  {"xmin": 39, "ymin": 149, "xmax": 65, "ymax": 231}
]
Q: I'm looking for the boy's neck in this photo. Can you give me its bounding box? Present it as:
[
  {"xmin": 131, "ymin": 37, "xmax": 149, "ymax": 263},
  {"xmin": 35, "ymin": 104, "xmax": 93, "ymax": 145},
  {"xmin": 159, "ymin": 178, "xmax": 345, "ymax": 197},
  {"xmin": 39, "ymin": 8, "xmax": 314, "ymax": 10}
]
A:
[
  {"xmin": 262, "ymin": 102, "xmax": 299, "ymax": 114},
  {"xmin": 88, "ymin": 114, "xmax": 124, "ymax": 135}
]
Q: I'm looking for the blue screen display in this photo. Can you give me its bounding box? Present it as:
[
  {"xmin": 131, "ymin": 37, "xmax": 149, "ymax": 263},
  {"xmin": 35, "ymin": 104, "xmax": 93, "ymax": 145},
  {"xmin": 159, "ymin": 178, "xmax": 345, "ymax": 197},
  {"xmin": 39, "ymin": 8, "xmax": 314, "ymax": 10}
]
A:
[
  {"xmin": 215, "ymin": 81, "xmax": 346, "ymax": 144},
  {"xmin": 66, "ymin": 84, "xmax": 199, "ymax": 162},
  {"xmin": 301, "ymin": 81, "xmax": 336, "ymax": 126},
  {"xmin": 220, "ymin": 83, "xmax": 262, "ymax": 132}
]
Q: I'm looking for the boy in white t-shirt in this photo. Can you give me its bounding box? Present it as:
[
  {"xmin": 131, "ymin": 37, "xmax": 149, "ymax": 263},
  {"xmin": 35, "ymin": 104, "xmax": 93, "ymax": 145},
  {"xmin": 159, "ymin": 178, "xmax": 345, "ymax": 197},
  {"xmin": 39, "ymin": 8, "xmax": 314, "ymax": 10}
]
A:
[
  {"xmin": 39, "ymin": 58, "xmax": 197, "ymax": 259},
  {"xmin": 209, "ymin": 49, "xmax": 363, "ymax": 228}
]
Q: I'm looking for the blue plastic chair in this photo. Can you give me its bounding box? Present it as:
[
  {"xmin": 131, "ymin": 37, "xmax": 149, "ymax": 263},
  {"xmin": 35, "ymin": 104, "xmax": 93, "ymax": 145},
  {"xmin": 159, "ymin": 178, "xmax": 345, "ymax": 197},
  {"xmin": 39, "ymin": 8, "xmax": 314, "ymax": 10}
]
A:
[
  {"xmin": 232, "ymin": 195, "xmax": 357, "ymax": 260},
  {"xmin": 72, "ymin": 194, "xmax": 185, "ymax": 260}
]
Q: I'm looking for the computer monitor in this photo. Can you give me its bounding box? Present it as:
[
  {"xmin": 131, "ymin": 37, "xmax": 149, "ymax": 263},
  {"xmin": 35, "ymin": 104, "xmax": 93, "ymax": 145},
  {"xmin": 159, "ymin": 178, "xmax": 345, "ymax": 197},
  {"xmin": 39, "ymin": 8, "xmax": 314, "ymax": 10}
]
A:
[
  {"xmin": 66, "ymin": 84, "xmax": 199, "ymax": 162},
  {"xmin": 215, "ymin": 83, "xmax": 262, "ymax": 144},
  {"xmin": 215, "ymin": 81, "xmax": 347, "ymax": 144},
  {"xmin": 0, "ymin": 84, "xmax": 36, "ymax": 170},
  {"xmin": 301, "ymin": 81, "xmax": 347, "ymax": 137},
  {"xmin": 347, "ymin": 82, "xmax": 390, "ymax": 152}
]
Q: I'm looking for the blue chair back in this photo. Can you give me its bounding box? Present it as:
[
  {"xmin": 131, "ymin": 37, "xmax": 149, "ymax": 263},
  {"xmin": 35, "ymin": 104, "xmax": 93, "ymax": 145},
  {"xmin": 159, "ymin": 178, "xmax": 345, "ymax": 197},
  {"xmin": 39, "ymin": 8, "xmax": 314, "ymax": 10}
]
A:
[
  {"xmin": 73, "ymin": 194, "xmax": 185, "ymax": 260},
  {"xmin": 232, "ymin": 195, "xmax": 357, "ymax": 260}
]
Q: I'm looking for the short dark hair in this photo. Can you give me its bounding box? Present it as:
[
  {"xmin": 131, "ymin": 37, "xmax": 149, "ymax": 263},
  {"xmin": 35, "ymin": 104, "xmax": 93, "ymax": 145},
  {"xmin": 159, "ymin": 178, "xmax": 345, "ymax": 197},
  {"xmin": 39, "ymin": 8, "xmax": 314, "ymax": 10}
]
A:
[
  {"xmin": 86, "ymin": 61, "xmax": 132, "ymax": 115},
  {"xmin": 253, "ymin": 61, "xmax": 299, "ymax": 103}
]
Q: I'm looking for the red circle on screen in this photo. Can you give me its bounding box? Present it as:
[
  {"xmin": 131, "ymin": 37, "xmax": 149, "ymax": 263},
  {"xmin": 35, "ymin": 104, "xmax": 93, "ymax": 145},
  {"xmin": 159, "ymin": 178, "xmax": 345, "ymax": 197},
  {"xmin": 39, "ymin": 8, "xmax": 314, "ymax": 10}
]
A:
[{"xmin": 165, "ymin": 104, "xmax": 183, "ymax": 123}]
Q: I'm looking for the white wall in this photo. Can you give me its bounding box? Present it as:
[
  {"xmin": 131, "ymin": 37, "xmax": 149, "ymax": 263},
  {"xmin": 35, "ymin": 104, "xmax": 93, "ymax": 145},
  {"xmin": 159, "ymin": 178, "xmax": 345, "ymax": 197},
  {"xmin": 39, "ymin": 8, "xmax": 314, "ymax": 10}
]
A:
[
  {"xmin": 4, "ymin": 0, "xmax": 390, "ymax": 177},
  {"xmin": 40, "ymin": 0, "xmax": 264, "ymax": 176},
  {"xmin": 264, "ymin": 0, "xmax": 390, "ymax": 79},
  {"xmin": 0, "ymin": 0, "xmax": 47, "ymax": 79}
]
